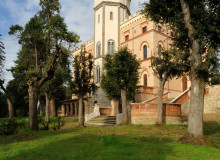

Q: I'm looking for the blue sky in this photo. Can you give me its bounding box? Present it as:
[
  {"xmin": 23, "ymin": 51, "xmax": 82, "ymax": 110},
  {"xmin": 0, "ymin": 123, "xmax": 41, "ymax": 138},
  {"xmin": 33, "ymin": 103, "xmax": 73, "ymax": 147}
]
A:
[{"xmin": 0, "ymin": 0, "xmax": 146, "ymax": 84}]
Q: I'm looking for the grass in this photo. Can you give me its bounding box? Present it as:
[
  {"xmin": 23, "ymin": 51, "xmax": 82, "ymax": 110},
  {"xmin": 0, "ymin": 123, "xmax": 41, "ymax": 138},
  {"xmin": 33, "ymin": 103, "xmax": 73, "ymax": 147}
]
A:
[{"xmin": 0, "ymin": 118, "xmax": 220, "ymax": 160}]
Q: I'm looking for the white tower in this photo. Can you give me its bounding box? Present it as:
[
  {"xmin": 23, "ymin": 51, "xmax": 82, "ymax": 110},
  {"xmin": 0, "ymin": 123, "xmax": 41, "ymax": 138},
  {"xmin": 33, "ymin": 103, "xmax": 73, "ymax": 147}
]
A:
[{"xmin": 91, "ymin": 0, "xmax": 131, "ymax": 110}]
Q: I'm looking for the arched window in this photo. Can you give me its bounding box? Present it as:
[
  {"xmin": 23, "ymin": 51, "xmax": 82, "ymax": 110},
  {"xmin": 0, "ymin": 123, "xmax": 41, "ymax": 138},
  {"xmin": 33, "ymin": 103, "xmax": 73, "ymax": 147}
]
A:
[
  {"xmin": 108, "ymin": 40, "xmax": 114, "ymax": 55},
  {"xmin": 96, "ymin": 66, "xmax": 100, "ymax": 83},
  {"xmin": 158, "ymin": 44, "xmax": 162, "ymax": 57},
  {"xmin": 182, "ymin": 77, "xmax": 187, "ymax": 91},
  {"xmin": 96, "ymin": 42, "xmax": 101, "ymax": 57},
  {"xmin": 143, "ymin": 45, "xmax": 147, "ymax": 59},
  {"xmin": 144, "ymin": 74, "xmax": 147, "ymax": 86},
  {"xmin": 110, "ymin": 12, "xmax": 113, "ymax": 20}
]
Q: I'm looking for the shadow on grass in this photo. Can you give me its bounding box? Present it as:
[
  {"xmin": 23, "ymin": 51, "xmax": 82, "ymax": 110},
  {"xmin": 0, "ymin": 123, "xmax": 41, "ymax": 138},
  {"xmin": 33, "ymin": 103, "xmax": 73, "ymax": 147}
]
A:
[
  {"xmin": 204, "ymin": 122, "xmax": 220, "ymax": 136},
  {"xmin": 0, "ymin": 125, "xmax": 82, "ymax": 146},
  {"xmin": 3, "ymin": 134, "xmax": 174, "ymax": 160}
]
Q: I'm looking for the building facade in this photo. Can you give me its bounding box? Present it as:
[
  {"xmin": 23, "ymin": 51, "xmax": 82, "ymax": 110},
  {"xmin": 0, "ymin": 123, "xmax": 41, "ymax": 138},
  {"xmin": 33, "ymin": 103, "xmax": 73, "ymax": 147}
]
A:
[{"xmin": 72, "ymin": 0, "xmax": 190, "ymax": 115}]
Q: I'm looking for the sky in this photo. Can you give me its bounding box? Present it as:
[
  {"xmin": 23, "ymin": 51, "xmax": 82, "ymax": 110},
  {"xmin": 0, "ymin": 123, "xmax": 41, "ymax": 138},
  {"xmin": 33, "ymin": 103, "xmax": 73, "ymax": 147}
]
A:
[{"xmin": 0, "ymin": 0, "xmax": 146, "ymax": 84}]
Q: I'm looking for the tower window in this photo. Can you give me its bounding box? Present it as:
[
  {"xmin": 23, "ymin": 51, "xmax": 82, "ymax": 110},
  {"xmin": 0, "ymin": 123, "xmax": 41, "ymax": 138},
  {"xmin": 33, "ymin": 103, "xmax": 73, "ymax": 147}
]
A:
[
  {"xmin": 98, "ymin": 14, "xmax": 100, "ymax": 23},
  {"xmin": 142, "ymin": 27, "xmax": 147, "ymax": 33},
  {"xmin": 108, "ymin": 40, "xmax": 115, "ymax": 54},
  {"xmin": 110, "ymin": 12, "xmax": 113, "ymax": 20},
  {"xmin": 158, "ymin": 26, "xmax": 162, "ymax": 33},
  {"xmin": 125, "ymin": 35, "xmax": 129, "ymax": 41},
  {"xmin": 96, "ymin": 42, "xmax": 101, "ymax": 57},
  {"xmin": 143, "ymin": 45, "xmax": 147, "ymax": 59},
  {"xmin": 144, "ymin": 74, "xmax": 147, "ymax": 86},
  {"xmin": 96, "ymin": 66, "xmax": 100, "ymax": 83}
]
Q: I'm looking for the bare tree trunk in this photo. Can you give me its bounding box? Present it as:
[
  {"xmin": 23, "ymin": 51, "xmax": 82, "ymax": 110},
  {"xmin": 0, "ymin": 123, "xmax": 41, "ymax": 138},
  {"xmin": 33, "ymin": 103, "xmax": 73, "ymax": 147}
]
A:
[
  {"xmin": 121, "ymin": 89, "xmax": 128, "ymax": 124},
  {"xmin": 50, "ymin": 99, "xmax": 56, "ymax": 116},
  {"xmin": 180, "ymin": 0, "xmax": 205, "ymax": 138},
  {"xmin": 0, "ymin": 82, "xmax": 14, "ymax": 119},
  {"xmin": 78, "ymin": 94, "xmax": 84, "ymax": 126},
  {"xmin": 45, "ymin": 93, "xmax": 50, "ymax": 123},
  {"xmin": 28, "ymin": 78, "xmax": 39, "ymax": 130},
  {"xmin": 7, "ymin": 98, "xmax": 14, "ymax": 119},
  {"xmin": 39, "ymin": 102, "xmax": 44, "ymax": 116},
  {"xmin": 188, "ymin": 77, "xmax": 205, "ymax": 138},
  {"xmin": 157, "ymin": 80, "xmax": 165, "ymax": 125},
  {"xmin": 111, "ymin": 98, "xmax": 119, "ymax": 116}
]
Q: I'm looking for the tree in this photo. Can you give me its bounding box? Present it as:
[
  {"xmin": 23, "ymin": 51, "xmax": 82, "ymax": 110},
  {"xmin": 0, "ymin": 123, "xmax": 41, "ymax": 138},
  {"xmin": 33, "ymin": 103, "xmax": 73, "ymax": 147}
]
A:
[
  {"xmin": 72, "ymin": 47, "xmax": 94, "ymax": 127},
  {"xmin": 9, "ymin": 0, "xmax": 79, "ymax": 130},
  {"xmin": 0, "ymin": 34, "xmax": 5, "ymax": 77},
  {"xmin": 142, "ymin": 0, "xmax": 220, "ymax": 140},
  {"xmin": 101, "ymin": 47, "xmax": 139, "ymax": 124},
  {"xmin": 151, "ymin": 49, "xmax": 188, "ymax": 124},
  {"xmin": 0, "ymin": 34, "xmax": 14, "ymax": 119}
]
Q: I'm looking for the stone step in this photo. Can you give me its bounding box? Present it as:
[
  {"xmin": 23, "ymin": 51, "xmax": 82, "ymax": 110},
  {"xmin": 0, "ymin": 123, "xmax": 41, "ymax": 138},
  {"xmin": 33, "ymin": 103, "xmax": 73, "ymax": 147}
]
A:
[{"xmin": 86, "ymin": 116, "xmax": 117, "ymax": 126}]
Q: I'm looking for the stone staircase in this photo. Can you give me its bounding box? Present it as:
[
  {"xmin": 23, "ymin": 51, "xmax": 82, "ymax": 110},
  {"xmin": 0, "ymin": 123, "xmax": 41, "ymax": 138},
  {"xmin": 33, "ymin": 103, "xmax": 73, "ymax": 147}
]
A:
[{"xmin": 85, "ymin": 115, "xmax": 116, "ymax": 126}]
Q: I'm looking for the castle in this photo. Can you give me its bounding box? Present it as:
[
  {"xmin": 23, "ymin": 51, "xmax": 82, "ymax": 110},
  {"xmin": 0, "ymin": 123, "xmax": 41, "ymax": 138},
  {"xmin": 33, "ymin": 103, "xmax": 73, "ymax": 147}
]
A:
[
  {"xmin": 69, "ymin": 0, "xmax": 188, "ymax": 114},
  {"xmin": 60, "ymin": 0, "xmax": 220, "ymax": 125}
]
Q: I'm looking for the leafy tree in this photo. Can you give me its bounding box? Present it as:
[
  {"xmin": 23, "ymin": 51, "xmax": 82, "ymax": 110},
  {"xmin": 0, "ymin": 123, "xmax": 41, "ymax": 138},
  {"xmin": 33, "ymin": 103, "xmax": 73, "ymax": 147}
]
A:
[
  {"xmin": 151, "ymin": 49, "xmax": 188, "ymax": 124},
  {"xmin": 142, "ymin": 0, "xmax": 220, "ymax": 140},
  {"xmin": 9, "ymin": 0, "xmax": 79, "ymax": 130},
  {"xmin": 101, "ymin": 47, "xmax": 139, "ymax": 124},
  {"xmin": 72, "ymin": 47, "xmax": 94, "ymax": 127}
]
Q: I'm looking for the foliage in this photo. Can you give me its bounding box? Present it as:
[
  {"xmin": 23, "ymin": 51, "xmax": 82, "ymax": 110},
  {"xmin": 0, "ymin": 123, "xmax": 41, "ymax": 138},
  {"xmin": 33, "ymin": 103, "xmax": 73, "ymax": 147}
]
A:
[
  {"xmin": 151, "ymin": 49, "xmax": 189, "ymax": 83},
  {"xmin": 101, "ymin": 47, "xmax": 139, "ymax": 100},
  {"xmin": 72, "ymin": 47, "xmax": 94, "ymax": 96},
  {"xmin": 142, "ymin": 0, "xmax": 220, "ymax": 83},
  {"xmin": 0, "ymin": 118, "xmax": 25, "ymax": 135},
  {"xmin": 0, "ymin": 91, "xmax": 8, "ymax": 118}
]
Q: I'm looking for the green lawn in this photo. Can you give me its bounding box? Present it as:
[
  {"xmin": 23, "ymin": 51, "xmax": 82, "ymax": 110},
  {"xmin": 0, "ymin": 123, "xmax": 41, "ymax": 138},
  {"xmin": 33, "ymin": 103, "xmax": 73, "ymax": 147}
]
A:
[{"xmin": 0, "ymin": 118, "xmax": 220, "ymax": 160}]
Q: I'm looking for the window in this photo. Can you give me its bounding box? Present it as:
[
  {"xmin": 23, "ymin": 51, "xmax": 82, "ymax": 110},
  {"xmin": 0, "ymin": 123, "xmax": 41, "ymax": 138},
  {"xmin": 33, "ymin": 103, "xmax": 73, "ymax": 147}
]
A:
[
  {"xmin": 110, "ymin": 12, "xmax": 113, "ymax": 20},
  {"xmin": 125, "ymin": 35, "xmax": 129, "ymax": 41},
  {"xmin": 142, "ymin": 27, "xmax": 147, "ymax": 33},
  {"xmin": 96, "ymin": 42, "xmax": 101, "ymax": 57},
  {"xmin": 96, "ymin": 66, "xmax": 100, "ymax": 83},
  {"xmin": 144, "ymin": 74, "xmax": 147, "ymax": 86},
  {"xmin": 158, "ymin": 26, "xmax": 162, "ymax": 33},
  {"xmin": 108, "ymin": 40, "xmax": 115, "ymax": 54},
  {"xmin": 98, "ymin": 14, "xmax": 100, "ymax": 23},
  {"xmin": 143, "ymin": 45, "xmax": 147, "ymax": 59},
  {"xmin": 158, "ymin": 44, "xmax": 162, "ymax": 57}
]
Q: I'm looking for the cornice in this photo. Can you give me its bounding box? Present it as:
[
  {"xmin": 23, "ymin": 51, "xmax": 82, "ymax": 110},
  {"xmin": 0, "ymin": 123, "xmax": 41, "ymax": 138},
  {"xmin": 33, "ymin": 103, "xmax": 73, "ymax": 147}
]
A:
[{"xmin": 94, "ymin": 1, "xmax": 131, "ymax": 15}]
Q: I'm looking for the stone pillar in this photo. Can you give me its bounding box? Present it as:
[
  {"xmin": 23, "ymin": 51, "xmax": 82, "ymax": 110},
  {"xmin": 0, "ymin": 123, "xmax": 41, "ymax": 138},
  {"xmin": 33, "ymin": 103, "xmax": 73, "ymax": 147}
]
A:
[
  {"xmin": 61, "ymin": 105, "xmax": 65, "ymax": 117},
  {"xmin": 70, "ymin": 103, "xmax": 74, "ymax": 116},
  {"xmin": 66, "ymin": 104, "xmax": 70, "ymax": 116},
  {"xmin": 84, "ymin": 100, "xmax": 90, "ymax": 115},
  {"xmin": 111, "ymin": 98, "xmax": 119, "ymax": 116},
  {"xmin": 75, "ymin": 102, "xmax": 78, "ymax": 117}
]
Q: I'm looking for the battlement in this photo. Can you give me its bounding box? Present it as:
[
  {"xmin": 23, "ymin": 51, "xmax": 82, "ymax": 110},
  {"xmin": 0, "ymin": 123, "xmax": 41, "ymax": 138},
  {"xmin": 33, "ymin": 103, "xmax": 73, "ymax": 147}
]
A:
[
  {"xmin": 120, "ymin": 11, "xmax": 144, "ymax": 29},
  {"xmin": 73, "ymin": 38, "xmax": 94, "ymax": 53}
]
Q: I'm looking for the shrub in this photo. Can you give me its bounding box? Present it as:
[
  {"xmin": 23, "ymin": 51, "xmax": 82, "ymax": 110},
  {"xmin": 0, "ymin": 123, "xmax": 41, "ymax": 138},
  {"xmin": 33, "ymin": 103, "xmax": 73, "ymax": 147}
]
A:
[
  {"xmin": 52, "ymin": 116, "xmax": 65, "ymax": 131},
  {"xmin": 0, "ymin": 118, "xmax": 25, "ymax": 135}
]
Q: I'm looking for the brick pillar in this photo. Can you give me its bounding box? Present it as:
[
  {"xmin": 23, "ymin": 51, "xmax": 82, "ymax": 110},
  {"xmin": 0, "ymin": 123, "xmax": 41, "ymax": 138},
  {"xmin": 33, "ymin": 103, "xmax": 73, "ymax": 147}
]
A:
[
  {"xmin": 70, "ymin": 103, "xmax": 74, "ymax": 116},
  {"xmin": 66, "ymin": 104, "xmax": 70, "ymax": 116},
  {"xmin": 61, "ymin": 105, "xmax": 65, "ymax": 117},
  {"xmin": 75, "ymin": 102, "xmax": 78, "ymax": 117}
]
